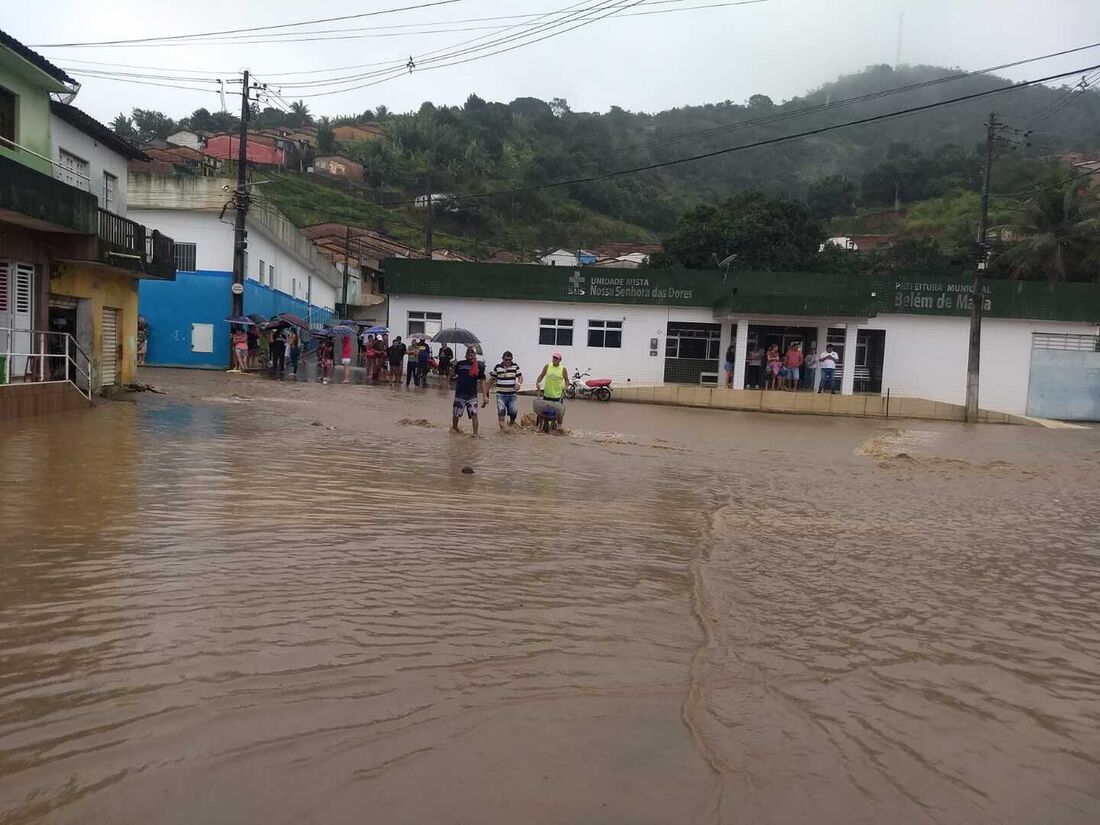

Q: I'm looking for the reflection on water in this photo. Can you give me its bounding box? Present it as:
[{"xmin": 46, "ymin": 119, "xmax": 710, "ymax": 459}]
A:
[{"xmin": 1, "ymin": 397, "xmax": 1098, "ymax": 824}]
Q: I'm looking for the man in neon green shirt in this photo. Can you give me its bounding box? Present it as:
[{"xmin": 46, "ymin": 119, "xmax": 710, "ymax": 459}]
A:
[{"xmin": 535, "ymin": 352, "xmax": 569, "ymax": 431}]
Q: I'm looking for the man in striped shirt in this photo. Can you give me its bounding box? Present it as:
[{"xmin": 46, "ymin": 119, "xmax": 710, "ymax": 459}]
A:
[{"xmin": 485, "ymin": 351, "xmax": 523, "ymax": 429}]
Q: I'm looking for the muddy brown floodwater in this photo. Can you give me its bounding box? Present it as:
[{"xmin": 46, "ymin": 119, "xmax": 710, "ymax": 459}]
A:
[{"xmin": 1, "ymin": 367, "xmax": 1099, "ymax": 824}]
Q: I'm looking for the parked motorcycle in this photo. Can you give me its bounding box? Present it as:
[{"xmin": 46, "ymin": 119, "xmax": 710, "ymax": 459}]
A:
[{"xmin": 565, "ymin": 369, "xmax": 613, "ymax": 401}]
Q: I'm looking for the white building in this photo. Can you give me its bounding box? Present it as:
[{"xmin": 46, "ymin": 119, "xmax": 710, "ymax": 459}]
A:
[
  {"xmin": 385, "ymin": 260, "xmax": 1100, "ymax": 420},
  {"xmin": 128, "ymin": 174, "xmax": 341, "ymax": 368},
  {"xmin": 166, "ymin": 130, "xmax": 205, "ymax": 152},
  {"xmin": 50, "ymin": 103, "xmax": 133, "ymax": 217}
]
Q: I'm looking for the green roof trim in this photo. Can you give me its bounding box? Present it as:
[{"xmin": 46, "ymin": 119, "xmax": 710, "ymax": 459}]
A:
[
  {"xmin": 383, "ymin": 259, "xmax": 1100, "ymax": 324},
  {"xmin": 384, "ymin": 259, "xmax": 729, "ymax": 307}
]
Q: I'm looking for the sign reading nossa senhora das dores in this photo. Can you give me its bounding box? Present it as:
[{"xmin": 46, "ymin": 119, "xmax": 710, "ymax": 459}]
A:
[{"xmin": 567, "ymin": 272, "xmax": 696, "ymax": 302}]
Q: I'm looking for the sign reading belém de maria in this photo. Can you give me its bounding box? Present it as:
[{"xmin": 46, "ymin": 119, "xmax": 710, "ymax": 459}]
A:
[
  {"xmin": 384, "ymin": 259, "xmax": 724, "ymax": 307},
  {"xmin": 892, "ymin": 279, "xmax": 992, "ymax": 314}
]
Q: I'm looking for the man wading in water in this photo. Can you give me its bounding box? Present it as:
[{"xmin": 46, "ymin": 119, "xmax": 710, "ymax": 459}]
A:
[
  {"xmin": 451, "ymin": 346, "xmax": 486, "ymax": 436},
  {"xmin": 535, "ymin": 352, "xmax": 568, "ymax": 432},
  {"xmin": 485, "ymin": 350, "xmax": 523, "ymax": 430}
]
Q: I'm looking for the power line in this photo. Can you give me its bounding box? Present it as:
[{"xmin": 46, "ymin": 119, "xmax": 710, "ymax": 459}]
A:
[
  {"xmin": 273, "ymin": 0, "xmax": 634, "ymax": 91},
  {"xmin": 30, "ymin": 0, "xmax": 467, "ymax": 48},
  {"xmin": 990, "ymin": 164, "xmax": 1100, "ymax": 198},
  {"xmin": 290, "ymin": 0, "xmax": 659, "ymax": 98},
  {"xmin": 37, "ymin": 0, "xmax": 760, "ymax": 50}
]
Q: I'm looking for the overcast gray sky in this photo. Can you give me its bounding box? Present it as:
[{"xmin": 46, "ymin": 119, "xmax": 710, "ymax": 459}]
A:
[{"xmin": 9, "ymin": 0, "xmax": 1100, "ymax": 123}]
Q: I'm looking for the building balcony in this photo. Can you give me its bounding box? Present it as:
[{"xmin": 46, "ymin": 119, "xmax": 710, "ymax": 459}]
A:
[
  {"xmin": 97, "ymin": 208, "xmax": 177, "ymax": 280},
  {"xmin": 0, "ymin": 152, "xmax": 97, "ymax": 234}
]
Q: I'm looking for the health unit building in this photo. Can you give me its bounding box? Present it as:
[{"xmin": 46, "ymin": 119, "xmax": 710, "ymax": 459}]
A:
[
  {"xmin": 385, "ymin": 260, "xmax": 1100, "ymax": 421},
  {"xmin": 129, "ymin": 174, "xmax": 340, "ymax": 368}
]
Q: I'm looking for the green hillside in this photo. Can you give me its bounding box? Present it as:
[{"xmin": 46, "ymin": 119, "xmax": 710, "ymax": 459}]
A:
[{"xmin": 117, "ymin": 62, "xmax": 1100, "ymax": 253}]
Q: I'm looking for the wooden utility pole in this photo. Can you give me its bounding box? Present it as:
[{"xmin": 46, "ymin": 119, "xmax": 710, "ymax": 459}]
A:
[
  {"xmin": 965, "ymin": 113, "xmax": 998, "ymax": 422},
  {"xmin": 342, "ymin": 224, "xmax": 351, "ymax": 314},
  {"xmin": 231, "ymin": 70, "xmax": 251, "ymax": 322}
]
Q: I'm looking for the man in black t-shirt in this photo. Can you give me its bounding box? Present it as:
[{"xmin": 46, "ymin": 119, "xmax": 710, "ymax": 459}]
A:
[
  {"xmin": 437, "ymin": 344, "xmax": 453, "ymax": 379},
  {"xmin": 387, "ymin": 336, "xmax": 407, "ymax": 387},
  {"xmin": 450, "ymin": 346, "xmax": 486, "ymax": 436}
]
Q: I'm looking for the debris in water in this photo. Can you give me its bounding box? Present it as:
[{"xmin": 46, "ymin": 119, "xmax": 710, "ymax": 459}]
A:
[
  {"xmin": 461, "ymin": 466, "xmax": 474, "ymax": 474},
  {"xmin": 399, "ymin": 417, "xmax": 436, "ymax": 428},
  {"xmin": 311, "ymin": 421, "xmax": 322, "ymax": 427}
]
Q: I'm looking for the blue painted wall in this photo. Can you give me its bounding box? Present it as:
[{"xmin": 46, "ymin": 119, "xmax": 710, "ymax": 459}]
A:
[{"xmin": 140, "ymin": 270, "xmax": 335, "ymax": 369}]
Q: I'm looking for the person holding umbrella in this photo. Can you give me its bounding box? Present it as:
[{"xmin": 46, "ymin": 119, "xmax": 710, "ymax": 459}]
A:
[
  {"xmin": 451, "ymin": 346, "xmax": 486, "ymax": 436},
  {"xmin": 230, "ymin": 325, "xmax": 248, "ymax": 372}
]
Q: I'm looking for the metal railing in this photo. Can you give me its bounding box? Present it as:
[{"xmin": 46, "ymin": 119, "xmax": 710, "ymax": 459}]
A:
[
  {"xmin": 0, "ymin": 326, "xmax": 93, "ymax": 400},
  {"xmin": 98, "ymin": 208, "xmax": 146, "ymax": 257}
]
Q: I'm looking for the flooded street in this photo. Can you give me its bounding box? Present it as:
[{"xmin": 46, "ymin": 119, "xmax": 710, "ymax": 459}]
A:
[{"xmin": 2, "ymin": 368, "xmax": 1099, "ymax": 824}]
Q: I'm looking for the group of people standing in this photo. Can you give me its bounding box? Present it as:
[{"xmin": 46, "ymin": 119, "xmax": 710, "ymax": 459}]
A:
[
  {"xmin": 724, "ymin": 341, "xmax": 842, "ymax": 393},
  {"xmin": 229, "ymin": 325, "xmax": 301, "ymax": 376}
]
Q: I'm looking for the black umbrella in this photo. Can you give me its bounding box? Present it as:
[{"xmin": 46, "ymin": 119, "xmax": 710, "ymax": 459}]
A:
[
  {"xmin": 432, "ymin": 327, "xmax": 481, "ymax": 352},
  {"xmin": 277, "ymin": 312, "xmax": 310, "ymax": 330}
]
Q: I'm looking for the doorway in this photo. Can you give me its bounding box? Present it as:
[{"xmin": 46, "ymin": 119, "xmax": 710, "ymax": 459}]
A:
[
  {"xmin": 48, "ymin": 300, "xmax": 77, "ymax": 382},
  {"xmin": 101, "ymin": 307, "xmax": 120, "ymax": 388}
]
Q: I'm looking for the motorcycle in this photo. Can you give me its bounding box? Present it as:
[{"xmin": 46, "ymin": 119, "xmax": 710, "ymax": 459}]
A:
[{"xmin": 565, "ymin": 369, "xmax": 613, "ymax": 401}]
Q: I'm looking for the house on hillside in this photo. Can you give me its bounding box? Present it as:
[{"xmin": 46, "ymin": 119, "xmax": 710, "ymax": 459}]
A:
[
  {"xmin": 0, "ymin": 28, "xmax": 177, "ymax": 419},
  {"xmin": 166, "ymin": 129, "xmax": 208, "ymax": 151},
  {"xmin": 312, "ymin": 155, "xmax": 364, "ymax": 180},
  {"xmin": 592, "ymin": 252, "xmax": 650, "ymax": 269},
  {"xmin": 129, "ymin": 175, "xmax": 339, "ymax": 368},
  {"xmin": 539, "ymin": 248, "xmax": 597, "ymax": 267},
  {"xmin": 301, "ymin": 222, "xmax": 421, "ymax": 317},
  {"xmin": 203, "ymin": 133, "xmax": 285, "ymax": 167},
  {"xmin": 333, "ymin": 123, "xmax": 384, "ymax": 144}
]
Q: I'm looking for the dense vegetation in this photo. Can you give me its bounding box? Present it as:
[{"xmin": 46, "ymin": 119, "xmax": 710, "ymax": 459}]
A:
[{"xmin": 113, "ymin": 63, "xmax": 1100, "ymax": 277}]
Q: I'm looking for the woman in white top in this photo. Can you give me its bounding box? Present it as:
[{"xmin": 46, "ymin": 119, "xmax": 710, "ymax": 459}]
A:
[{"xmin": 802, "ymin": 347, "xmax": 818, "ymax": 390}]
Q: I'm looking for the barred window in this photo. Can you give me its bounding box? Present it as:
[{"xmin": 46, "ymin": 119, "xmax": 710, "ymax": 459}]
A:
[{"xmin": 173, "ymin": 242, "xmax": 197, "ymax": 272}]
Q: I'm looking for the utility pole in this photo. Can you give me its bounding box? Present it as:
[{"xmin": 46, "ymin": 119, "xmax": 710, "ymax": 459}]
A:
[
  {"xmin": 424, "ymin": 175, "xmax": 433, "ymax": 258},
  {"xmin": 342, "ymin": 224, "xmax": 351, "ymax": 314},
  {"xmin": 965, "ymin": 112, "xmax": 998, "ymax": 422},
  {"xmin": 231, "ymin": 69, "xmax": 251, "ymax": 326}
]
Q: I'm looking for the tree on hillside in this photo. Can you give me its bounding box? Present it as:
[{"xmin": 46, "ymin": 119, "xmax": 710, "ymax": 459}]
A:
[
  {"xmin": 317, "ymin": 117, "xmax": 335, "ymax": 153},
  {"xmin": 653, "ymin": 191, "xmax": 824, "ymax": 270},
  {"xmin": 132, "ymin": 109, "xmax": 177, "ymax": 143},
  {"xmin": 288, "ymin": 100, "xmax": 312, "ymax": 127},
  {"xmin": 182, "ymin": 107, "xmax": 237, "ymax": 133},
  {"xmin": 993, "ymin": 174, "xmax": 1100, "ymax": 282},
  {"xmin": 807, "ymin": 174, "xmax": 857, "ymax": 218},
  {"xmin": 110, "ymin": 114, "xmax": 137, "ymax": 141}
]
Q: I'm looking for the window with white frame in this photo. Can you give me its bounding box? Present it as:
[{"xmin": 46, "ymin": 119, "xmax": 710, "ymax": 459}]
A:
[
  {"xmin": 173, "ymin": 242, "xmax": 197, "ymax": 272},
  {"xmin": 291, "ymin": 277, "xmax": 298, "ymax": 298},
  {"xmin": 258, "ymin": 258, "xmax": 266, "ymax": 284},
  {"xmin": 268, "ymin": 263, "xmax": 275, "ymax": 288},
  {"xmin": 103, "ymin": 172, "xmax": 117, "ymax": 213},
  {"xmin": 587, "ymin": 319, "xmax": 622, "ymax": 348},
  {"xmin": 539, "ymin": 317, "xmax": 573, "ymax": 346},
  {"xmin": 56, "ymin": 149, "xmax": 90, "ymax": 191},
  {"xmin": 408, "ymin": 310, "xmax": 442, "ymax": 337}
]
